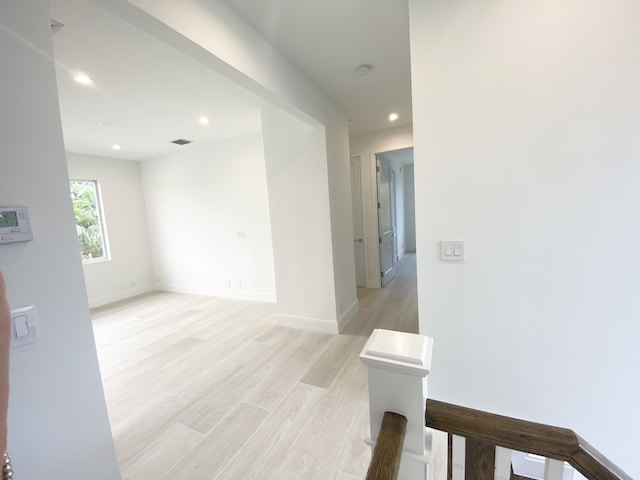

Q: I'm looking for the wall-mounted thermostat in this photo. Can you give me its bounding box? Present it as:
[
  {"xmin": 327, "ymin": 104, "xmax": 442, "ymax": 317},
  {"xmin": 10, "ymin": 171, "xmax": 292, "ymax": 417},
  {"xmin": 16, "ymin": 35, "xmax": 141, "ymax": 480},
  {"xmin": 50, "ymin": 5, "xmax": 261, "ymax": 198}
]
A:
[{"xmin": 0, "ymin": 206, "xmax": 33, "ymax": 244}]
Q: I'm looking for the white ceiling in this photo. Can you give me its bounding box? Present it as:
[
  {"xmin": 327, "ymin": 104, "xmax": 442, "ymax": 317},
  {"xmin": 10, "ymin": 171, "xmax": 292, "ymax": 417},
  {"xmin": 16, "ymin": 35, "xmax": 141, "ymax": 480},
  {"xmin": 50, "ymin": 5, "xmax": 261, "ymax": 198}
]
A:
[
  {"xmin": 51, "ymin": 0, "xmax": 412, "ymax": 161},
  {"xmin": 51, "ymin": 0, "xmax": 267, "ymax": 160},
  {"xmin": 220, "ymin": 0, "xmax": 413, "ymax": 134}
]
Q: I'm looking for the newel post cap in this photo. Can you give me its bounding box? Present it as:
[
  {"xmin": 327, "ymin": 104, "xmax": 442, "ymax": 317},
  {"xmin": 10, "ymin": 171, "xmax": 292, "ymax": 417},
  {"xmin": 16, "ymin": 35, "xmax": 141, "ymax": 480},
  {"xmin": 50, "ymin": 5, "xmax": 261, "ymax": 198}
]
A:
[{"xmin": 359, "ymin": 328, "xmax": 433, "ymax": 376}]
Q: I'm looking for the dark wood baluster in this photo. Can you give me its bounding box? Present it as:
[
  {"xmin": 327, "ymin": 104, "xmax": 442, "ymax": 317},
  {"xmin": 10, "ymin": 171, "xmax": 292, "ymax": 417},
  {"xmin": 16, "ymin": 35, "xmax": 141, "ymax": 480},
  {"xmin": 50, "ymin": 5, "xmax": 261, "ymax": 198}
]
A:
[
  {"xmin": 465, "ymin": 437, "xmax": 495, "ymax": 480},
  {"xmin": 447, "ymin": 433, "xmax": 453, "ymax": 480}
]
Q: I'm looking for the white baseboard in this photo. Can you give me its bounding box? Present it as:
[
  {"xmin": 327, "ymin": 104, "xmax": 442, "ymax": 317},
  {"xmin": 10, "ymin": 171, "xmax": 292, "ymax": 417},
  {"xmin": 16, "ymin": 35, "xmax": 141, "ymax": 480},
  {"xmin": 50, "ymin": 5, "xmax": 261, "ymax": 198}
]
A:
[
  {"xmin": 337, "ymin": 299, "xmax": 359, "ymax": 333},
  {"xmin": 155, "ymin": 283, "xmax": 277, "ymax": 304},
  {"xmin": 276, "ymin": 300, "xmax": 358, "ymax": 334},
  {"xmin": 88, "ymin": 284, "xmax": 154, "ymax": 309},
  {"xmin": 276, "ymin": 313, "xmax": 340, "ymax": 334}
]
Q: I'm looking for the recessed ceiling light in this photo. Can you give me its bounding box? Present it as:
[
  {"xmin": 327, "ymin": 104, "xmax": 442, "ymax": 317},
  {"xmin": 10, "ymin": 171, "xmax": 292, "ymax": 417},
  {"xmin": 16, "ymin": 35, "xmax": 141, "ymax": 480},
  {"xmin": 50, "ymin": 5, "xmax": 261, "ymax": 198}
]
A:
[
  {"xmin": 73, "ymin": 73, "xmax": 93, "ymax": 85},
  {"xmin": 112, "ymin": 144, "xmax": 121, "ymax": 150},
  {"xmin": 97, "ymin": 121, "xmax": 111, "ymax": 126},
  {"xmin": 355, "ymin": 64, "xmax": 372, "ymax": 76},
  {"xmin": 198, "ymin": 116, "xmax": 210, "ymax": 125},
  {"xmin": 389, "ymin": 113, "xmax": 399, "ymax": 122}
]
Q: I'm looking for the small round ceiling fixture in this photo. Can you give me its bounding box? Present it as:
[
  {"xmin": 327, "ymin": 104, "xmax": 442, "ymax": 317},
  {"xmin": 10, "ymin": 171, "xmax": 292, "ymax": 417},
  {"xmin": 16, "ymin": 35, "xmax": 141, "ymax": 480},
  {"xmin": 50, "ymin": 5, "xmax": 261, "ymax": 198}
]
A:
[
  {"xmin": 355, "ymin": 64, "xmax": 372, "ymax": 76},
  {"xmin": 198, "ymin": 116, "xmax": 210, "ymax": 125},
  {"xmin": 389, "ymin": 112, "xmax": 399, "ymax": 122},
  {"xmin": 112, "ymin": 144, "xmax": 122, "ymax": 151}
]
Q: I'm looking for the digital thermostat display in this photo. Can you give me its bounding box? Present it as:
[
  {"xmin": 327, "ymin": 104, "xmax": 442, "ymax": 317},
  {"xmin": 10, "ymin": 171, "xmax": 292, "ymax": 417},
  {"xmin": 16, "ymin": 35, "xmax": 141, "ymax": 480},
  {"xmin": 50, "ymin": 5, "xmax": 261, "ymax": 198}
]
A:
[
  {"xmin": 0, "ymin": 206, "xmax": 32, "ymax": 244},
  {"xmin": 0, "ymin": 211, "xmax": 18, "ymax": 228}
]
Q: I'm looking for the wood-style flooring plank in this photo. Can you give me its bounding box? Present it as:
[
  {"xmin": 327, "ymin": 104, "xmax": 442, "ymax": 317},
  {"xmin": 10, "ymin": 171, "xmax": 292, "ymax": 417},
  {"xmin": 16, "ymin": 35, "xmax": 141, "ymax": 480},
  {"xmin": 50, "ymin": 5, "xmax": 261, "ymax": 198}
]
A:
[
  {"xmin": 245, "ymin": 330, "xmax": 333, "ymax": 410},
  {"xmin": 93, "ymin": 254, "xmax": 421, "ymax": 480},
  {"xmin": 161, "ymin": 402, "xmax": 270, "ymax": 480},
  {"xmin": 299, "ymin": 332, "xmax": 367, "ymax": 389},
  {"xmin": 110, "ymin": 391, "xmax": 192, "ymax": 466},
  {"xmin": 214, "ymin": 382, "xmax": 327, "ymax": 480},
  {"xmin": 335, "ymin": 395, "xmax": 373, "ymax": 478},
  {"xmin": 122, "ymin": 423, "xmax": 204, "ymax": 480},
  {"xmin": 285, "ymin": 347, "xmax": 369, "ymax": 467}
]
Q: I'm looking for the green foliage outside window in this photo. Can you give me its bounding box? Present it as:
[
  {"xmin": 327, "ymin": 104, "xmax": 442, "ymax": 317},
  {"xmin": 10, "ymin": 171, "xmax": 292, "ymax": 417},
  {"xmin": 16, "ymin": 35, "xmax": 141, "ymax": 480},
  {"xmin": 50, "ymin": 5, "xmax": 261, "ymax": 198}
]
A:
[{"xmin": 70, "ymin": 180, "xmax": 106, "ymax": 260}]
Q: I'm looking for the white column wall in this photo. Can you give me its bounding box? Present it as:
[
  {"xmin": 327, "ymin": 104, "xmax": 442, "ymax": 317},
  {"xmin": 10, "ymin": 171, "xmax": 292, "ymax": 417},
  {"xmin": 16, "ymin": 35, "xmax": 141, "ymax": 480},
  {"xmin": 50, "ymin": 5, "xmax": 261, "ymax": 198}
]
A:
[
  {"xmin": 67, "ymin": 153, "xmax": 155, "ymax": 307},
  {"xmin": 261, "ymin": 107, "xmax": 341, "ymax": 332},
  {"xmin": 323, "ymin": 111, "xmax": 359, "ymax": 325},
  {"xmin": 409, "ymin": 1, "xmax": 640, "ymax": 477},
  {"xmin": 0, "ymin": 1, "xmax": 120, "ymax": 478}
]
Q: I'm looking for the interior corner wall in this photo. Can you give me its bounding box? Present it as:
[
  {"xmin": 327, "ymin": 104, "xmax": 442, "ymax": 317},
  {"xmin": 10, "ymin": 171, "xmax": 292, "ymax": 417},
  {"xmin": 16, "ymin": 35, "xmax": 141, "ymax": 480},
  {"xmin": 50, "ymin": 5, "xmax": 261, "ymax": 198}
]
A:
[
  {"xmin": 0, "ymin": 1, "xmax": 120, "ymax": 478},
  {"xmin": 349, "ymin": 126, "xmax": 413, "ymax": 288},
  {"xmin": 409, "ymin": 1, "xmax": 640, "ymax": 476},
  {"xmin": 261, "ymin": 107, "xmax": 339, "ymax": 333},
  {"xmin": 141, "ymin": 133, "xmax": 276, "ymax": 303},
  {"xmin": 67, "ymin": 153, "xmax": 155, "ymax": 307}
]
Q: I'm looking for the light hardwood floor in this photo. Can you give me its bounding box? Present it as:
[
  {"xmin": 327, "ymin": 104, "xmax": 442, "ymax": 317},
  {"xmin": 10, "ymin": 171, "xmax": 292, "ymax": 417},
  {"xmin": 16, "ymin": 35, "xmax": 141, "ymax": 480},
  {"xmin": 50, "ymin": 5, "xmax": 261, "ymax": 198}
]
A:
[{"xmin": 92, "ymin": 253, "xmax": 445, "ymax": 479}]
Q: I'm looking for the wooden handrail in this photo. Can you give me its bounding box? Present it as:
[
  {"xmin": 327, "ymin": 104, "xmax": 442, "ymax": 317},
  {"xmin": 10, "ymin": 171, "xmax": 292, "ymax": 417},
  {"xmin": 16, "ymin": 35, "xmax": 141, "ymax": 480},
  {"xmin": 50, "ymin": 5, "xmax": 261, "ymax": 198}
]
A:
[
  {"xmin": 425, "ymin": 399, "xmax": 632, "ymax": 480},
  {"xmin": 365, "ymin": 411, "xmax": 408, "ymax": 480}
]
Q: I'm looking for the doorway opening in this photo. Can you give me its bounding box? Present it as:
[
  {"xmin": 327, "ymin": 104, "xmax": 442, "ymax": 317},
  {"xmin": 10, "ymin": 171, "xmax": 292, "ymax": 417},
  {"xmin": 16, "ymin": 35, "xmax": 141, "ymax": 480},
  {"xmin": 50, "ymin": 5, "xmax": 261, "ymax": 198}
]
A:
[{"xmin": 375, "ymin": 147, "xmax": 415, "ymax": 287}]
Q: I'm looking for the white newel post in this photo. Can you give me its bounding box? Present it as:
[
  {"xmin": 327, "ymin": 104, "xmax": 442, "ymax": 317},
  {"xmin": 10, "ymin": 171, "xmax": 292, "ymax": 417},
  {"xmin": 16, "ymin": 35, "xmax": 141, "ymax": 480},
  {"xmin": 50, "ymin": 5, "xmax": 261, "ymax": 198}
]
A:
[{"xmin": 360, "ymin": 328, "xmax": 434, "ymax": 480}]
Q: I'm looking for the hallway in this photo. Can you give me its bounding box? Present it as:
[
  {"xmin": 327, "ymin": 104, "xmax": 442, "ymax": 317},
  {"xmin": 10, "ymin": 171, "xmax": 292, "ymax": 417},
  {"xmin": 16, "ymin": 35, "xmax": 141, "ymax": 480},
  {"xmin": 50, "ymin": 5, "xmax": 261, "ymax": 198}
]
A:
[{"xmin": 92, "ymin": 254, "xmax": 419, "ymax": 479}]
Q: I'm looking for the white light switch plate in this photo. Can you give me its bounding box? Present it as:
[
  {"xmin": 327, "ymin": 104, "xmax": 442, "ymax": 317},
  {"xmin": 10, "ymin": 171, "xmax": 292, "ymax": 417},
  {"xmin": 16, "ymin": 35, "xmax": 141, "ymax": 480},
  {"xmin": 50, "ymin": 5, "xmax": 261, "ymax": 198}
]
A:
[
  {"xmin": 11, "ymin": 305, "xmax": 37, "ymax": 348},
  {"xmin": 441, "ymin": 241, "xmax": 465, "ymax": 262}
]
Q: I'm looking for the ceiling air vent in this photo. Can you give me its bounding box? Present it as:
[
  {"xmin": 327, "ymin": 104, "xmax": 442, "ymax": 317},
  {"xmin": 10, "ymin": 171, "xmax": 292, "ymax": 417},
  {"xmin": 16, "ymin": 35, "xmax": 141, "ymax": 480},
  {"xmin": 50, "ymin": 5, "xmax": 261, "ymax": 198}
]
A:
[
  {"xmin": 51, "ymin": 20, "xmax": 64, "ymax": 35},
  {"xmin": 170, "ymin": 139, "xmax": 193, "ymax": 146}
]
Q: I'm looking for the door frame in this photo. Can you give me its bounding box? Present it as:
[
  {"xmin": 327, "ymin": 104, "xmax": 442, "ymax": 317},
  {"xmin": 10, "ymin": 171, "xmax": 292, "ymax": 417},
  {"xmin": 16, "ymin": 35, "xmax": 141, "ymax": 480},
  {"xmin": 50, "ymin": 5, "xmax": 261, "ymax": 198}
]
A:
[{"xmin": 350, "ymin": 155, "xmax": 366, "ymax": 287}]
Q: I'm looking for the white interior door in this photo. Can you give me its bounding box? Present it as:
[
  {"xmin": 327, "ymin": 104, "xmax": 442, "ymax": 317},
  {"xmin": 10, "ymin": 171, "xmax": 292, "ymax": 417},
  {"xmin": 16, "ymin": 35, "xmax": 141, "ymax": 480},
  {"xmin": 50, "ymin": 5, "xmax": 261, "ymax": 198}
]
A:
[
  {"xmin": 377, "ymin": 156, "xmax": 396, "ymax": 286},
  {"xmin": 350, "ymin": 155, "xmax": 366, "ymax": 287}
]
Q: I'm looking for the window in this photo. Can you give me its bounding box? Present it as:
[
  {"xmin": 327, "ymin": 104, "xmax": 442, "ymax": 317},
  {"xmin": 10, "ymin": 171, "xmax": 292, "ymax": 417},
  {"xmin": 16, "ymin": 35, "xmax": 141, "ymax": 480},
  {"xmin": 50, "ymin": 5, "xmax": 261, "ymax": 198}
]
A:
[{"xmin": 69, "ymin": 179, "xmax": 109, "ymax": 262}]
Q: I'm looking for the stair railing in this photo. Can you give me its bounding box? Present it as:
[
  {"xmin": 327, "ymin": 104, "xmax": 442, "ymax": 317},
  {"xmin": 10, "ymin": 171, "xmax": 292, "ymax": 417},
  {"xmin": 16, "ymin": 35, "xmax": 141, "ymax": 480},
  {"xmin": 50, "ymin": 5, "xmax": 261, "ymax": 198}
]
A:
[
  {"xmin": 425, "ymin": 398, "xmax": 632, "ymax": 480},
  {"xmin": 365, "ymin": 411, "xmax": 408, "ymax": 480},
  {"xmin": 360, "ymin": 329, "xmax": 632, "ymax": 480}
]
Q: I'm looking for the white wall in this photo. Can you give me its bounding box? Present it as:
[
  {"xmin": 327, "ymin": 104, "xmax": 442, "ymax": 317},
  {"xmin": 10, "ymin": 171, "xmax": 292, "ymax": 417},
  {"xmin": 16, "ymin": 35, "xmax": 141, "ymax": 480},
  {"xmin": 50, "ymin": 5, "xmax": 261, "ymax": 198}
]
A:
[
  {"xmin": 261, "ymin": 107, "xmax": 344, "ymax": 332},
  {"xmin": 350, "ymin": 126, "xmax": 413, "ymax": 287},
  {"xmin": 67, "ymin": 153, "xmax": 154, "ymax": 307},
  {"xmin": 409, "ymin": 1, "xmax": 640, "ymax": 476},
  {"xmin": 0, "ymin": 1, "xmax": 120, "ymax": 478},
  {"xmin": 323, "ymin": 109, "xmax": 359, "ymax": 326},
  {"xmin": 403, "ymin": 165, "xmax": 416, "ymax": 251},
  {"xmin": 94, "ymin": 0, "xmax": 358, "ymax": 331},
  {"xmin": 142, "ymin": 133, "xmax": 276, "ymax": 303}
]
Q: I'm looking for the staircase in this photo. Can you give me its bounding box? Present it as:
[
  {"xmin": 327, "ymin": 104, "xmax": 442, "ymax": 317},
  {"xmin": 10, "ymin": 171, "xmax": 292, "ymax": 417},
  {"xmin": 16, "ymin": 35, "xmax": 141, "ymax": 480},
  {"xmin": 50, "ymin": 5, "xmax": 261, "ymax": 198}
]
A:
[{"xmin": 360, "ymin": 330, "xmax": 632, "ymax": 480}]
